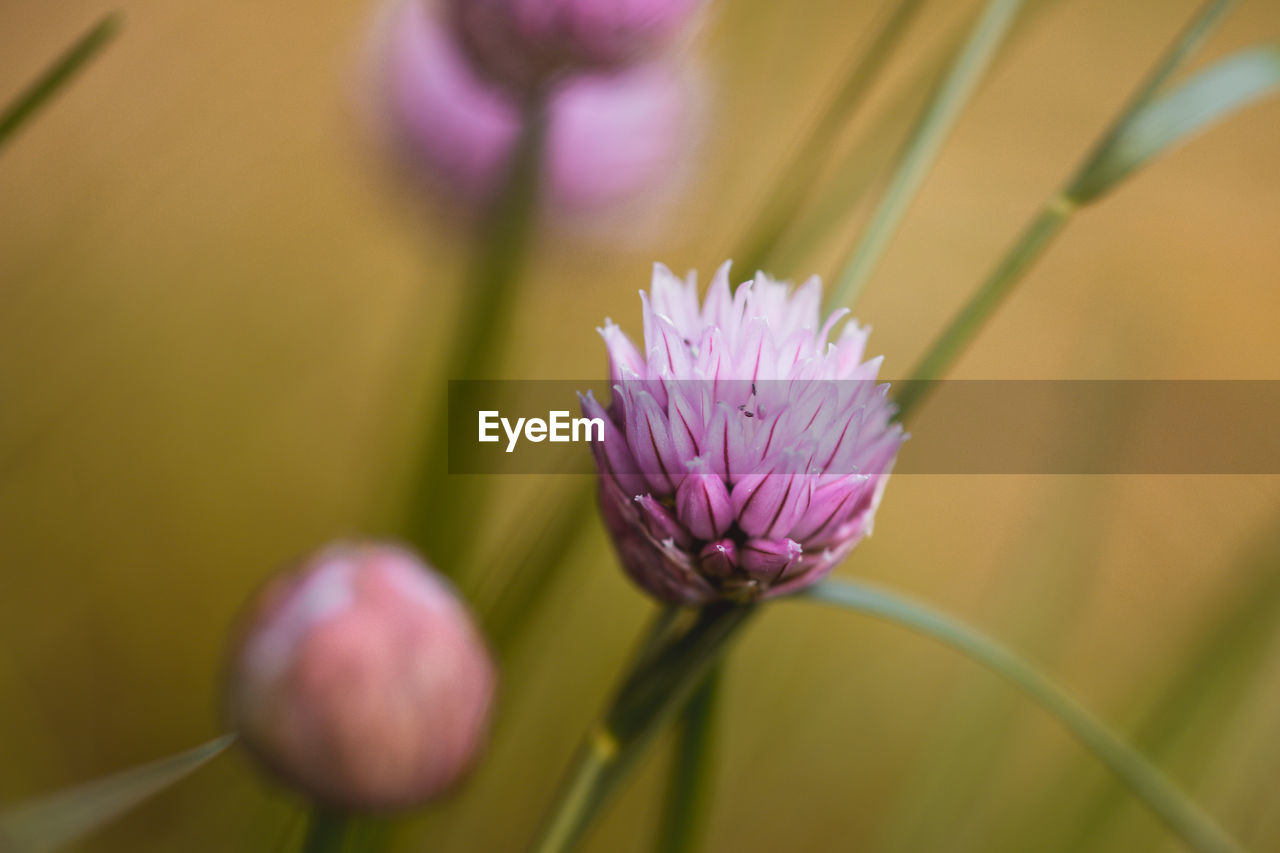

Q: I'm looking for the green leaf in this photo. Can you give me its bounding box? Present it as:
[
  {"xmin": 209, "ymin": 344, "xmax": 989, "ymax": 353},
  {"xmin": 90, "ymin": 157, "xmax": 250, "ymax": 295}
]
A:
[
  {"xmin": 798, "ymin": 579, "xmax": 1243, "ymax": 853},
  {"xmin": 0, "ymin": 13, "xmax": 123, "ymax": 152},
  {"xmin": 0, "ymin": 734, "xmax": 235, "ymax": 853},
  {"xmin": 1069, "ymin": 44, "xmax": 1280, "ymax": 203}
]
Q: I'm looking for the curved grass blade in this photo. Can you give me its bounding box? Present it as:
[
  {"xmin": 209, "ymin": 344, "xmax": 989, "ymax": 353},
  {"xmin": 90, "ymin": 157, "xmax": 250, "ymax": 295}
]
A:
[
  {"xmin": 1042, "ymin": 518, "xmax": 1280, "ymax": 853},
  {"xmin": 772, "ymin": 1, "xmax": 1066, "ymax": 281},
  {"xmin": 0, "ymin": 13, "xmax": 122, "ymax": 152},
  {"xmin": 826, "ymin": 0, "xmax": 1028, "ymax": 311},
  {"xmin": 735, "ymin": 0, "xmax": 928, "ymax": 276},
  {"xmin": 798, "ymin": 579, "xmax": 1243, "ymax": 853},
  {"xmin": 0, "ymin": 734, "xmax": 235, "ymax": 853},
  {"xmin": 896, "ymin": 7, "xmax": 1277, "ymax": 418},
  {"xmin": 1068, "ymin": 44, "xmax": 1280, "ymax": 203}
]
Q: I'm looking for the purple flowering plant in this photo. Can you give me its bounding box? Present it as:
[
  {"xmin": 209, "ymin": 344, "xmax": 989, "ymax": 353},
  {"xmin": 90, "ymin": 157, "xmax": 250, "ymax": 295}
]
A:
[
  {"xmin": 3, "ymin": 3, "xmax": 1279, "ymax": 853},
  {"xmin": 583, "ymin": 263, "xmax": 906, "ymax": 604}
]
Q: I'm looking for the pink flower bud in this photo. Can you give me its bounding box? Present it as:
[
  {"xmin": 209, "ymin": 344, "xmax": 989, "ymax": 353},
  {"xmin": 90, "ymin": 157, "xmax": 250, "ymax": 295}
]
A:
[
  {"xmin": 377, "ymin": 0, "xmax": 700, "ymax": 218},
  {"xmin": 449, "ymin": 0, "xmax": 706, "ymax": 85},
  {"xmin": 224, "ymin": 542, "xmax": 496, "ymax": 810}
]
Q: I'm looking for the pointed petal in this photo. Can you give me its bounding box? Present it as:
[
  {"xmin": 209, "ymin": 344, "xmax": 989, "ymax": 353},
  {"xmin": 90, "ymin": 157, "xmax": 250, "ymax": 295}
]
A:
[
  {"xmin": 675, "ymin": 457, "xmax": 734, "ymax": 540},
  {"xmin": 634, "ymin": 493, "xmax": 693, "ymax": 549},
  {"xmin": 598, "ymin": 320, "xmax": 647, "ymax": 384},
  {"xmin": 580, "ymin": 391, "xmax": 646, "ymax": 496},
  {"xmin": 698, "ymin": 538, "xmax": 738, "ymax": 578},
  {"xmin": 740, "ymin": 537, "xmax": 803, "ymax": 582},
  {"xmin": 622, "ymin": 387, "xmax": 682, "ymax": 493}
]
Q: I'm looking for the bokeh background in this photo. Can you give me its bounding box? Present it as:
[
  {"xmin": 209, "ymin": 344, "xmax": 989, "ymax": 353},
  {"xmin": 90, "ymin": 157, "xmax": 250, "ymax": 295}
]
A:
[{"xmin": 3, "ymin": 0, "xmax": 1280, "ymax": 850}]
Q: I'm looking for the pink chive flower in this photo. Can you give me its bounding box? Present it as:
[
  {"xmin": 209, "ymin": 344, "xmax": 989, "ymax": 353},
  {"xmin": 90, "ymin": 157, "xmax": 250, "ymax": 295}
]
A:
[
  {"xmin": 449, "ymin": 0, "xmax": 706, "ymax": 86},
  {"xmin": 581, "ymin": 263, "xmax": 907, "ymax": 604},
  {"xmin": 224, "ymin": 542, "xmax": 496, "ymax": 810},
  {"xmin": 379, "ymin": 0, "xmax": 699, "ymax": 215}
]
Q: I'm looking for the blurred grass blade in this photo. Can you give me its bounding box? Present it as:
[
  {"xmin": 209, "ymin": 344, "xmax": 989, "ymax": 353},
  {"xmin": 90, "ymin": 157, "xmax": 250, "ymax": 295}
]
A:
[
  {"xmin": 772, "ymin": 0, "xmax": 1064, "ymax": 278},
  {"xmin": 299, "ymin": 808, "xmax": 391, "ymax": 853},
  {"xmin": 1072, "ymin": 0, "xmax": 1236, "ymax": 163},
  {"xmin": 482, "ymin": 483, "xmax": 596, "ymax": 653},
  {"xmin": 0, "ymin": 12, "xmax": 122, "ymax": 152},
  {"xmin": 895, "ymin": 4, "xmax": 1269, "ymax": 417},
  {"xmin": 1068, "ymin": 44, "xmax": 1280, "ymax": 203},
  {"xmin": 656, "ymin": 667, "xmax": 723, "ymax": 853},
  {"xmin": 402, "ymin": 97, "xmax": 548, "ymax": 574},
  {"xmin": 1046, "ymin": 518, "xmax": 1280, "ymax": 853},
  {"xmin": 799, "ymin": 579, "xmax": 1243, "ymax": 853},
  {"xmin": 0, "ymin": 734, "xmax": 235, "ymax": 853},
  {"xmin": 736, "ymin": 0, "xmax": 928, "ymax": 275},
  {"xmin": 827, "ymin": 0, "xmax": 1027, "ymax": 311}
]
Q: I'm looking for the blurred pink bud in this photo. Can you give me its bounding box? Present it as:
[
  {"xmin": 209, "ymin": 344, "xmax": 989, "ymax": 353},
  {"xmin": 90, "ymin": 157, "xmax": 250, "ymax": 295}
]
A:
[
  {"xmin": 449, "ymin": 0, "xmax": 706, "ymax": 84},
  {"xmin": 224, "ymin": 542, "xmax": 496, "ymax": 810},
  {"xmin": 379, "ymin": 0, "xmax": 700, "ymax": 217}
]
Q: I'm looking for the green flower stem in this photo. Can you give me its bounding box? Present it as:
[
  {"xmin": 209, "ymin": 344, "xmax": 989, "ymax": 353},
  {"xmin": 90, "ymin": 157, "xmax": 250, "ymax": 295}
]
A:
[
  {"xmin": 800, "ymin": 578, "xmax": 1243, "ymax": 853},
  {"xmin": 532, "ymin": 604, "xmax": 756, "ymax": 853},
  {"xmin": 894, "ymin": 0, "xmax": 1245, "ymax": 420},
  {"xmin": 324, "ymin": 92, "xmax": 549, "ymax": 853},
  {"xmin": 402, "ymin": 94, "xmax": 549, "ymax": 570},
  {"xmin": 298, "ymin": 810, "xmax": 392, "ymax": 853},
  {"xmin": 893, "ymin": 195, "xmax": 1073, "ymax": 420},
  {"xmin": 656, "ymin": 666, "xmax": 723, "ymax": 853},
  {"xmin": 827, "ymin": 0, "xmax": 1027, "ymax": 312},
  {"xmin": 0, "ymin": 12, "xmax": 122, "ymax": 152},
  {"xmin": 736, "ymin": 0, "xmax": 927, "ymax": 275},
  {"xmin": 301, "ymin": 809, "xmax": 351, "ymax": 853}
]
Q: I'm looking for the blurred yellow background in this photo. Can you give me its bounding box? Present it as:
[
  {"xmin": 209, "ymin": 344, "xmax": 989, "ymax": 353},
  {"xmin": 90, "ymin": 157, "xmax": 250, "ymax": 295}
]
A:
[{"xmin": 2, "ymin": 0, "xmax": 1280, "ymax": 850}]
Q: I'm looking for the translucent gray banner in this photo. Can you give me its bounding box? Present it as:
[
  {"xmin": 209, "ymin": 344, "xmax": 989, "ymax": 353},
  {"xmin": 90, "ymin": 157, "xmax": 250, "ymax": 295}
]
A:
[{"xmin": 446, "ymin": 380, "xmax": 1280, "ymax": 474}]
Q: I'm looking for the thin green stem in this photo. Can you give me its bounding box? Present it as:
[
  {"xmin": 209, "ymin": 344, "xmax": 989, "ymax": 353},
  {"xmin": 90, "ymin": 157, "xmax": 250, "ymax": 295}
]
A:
[
  {"xmin": 1067, "ymin": 0, "xmax": 1237, "ymax": 202},
  {"xmin": 894, "ymin": 0, "xmax": 1239, "ymax": 420},
  {"xmin": 894, "ymin": 196, "xmax": 1073, "ymax": 420},
  {"xmin": 800, "ymin": 578, "xmax": 1243, "ymax": 853},
  {"xmin": 301, "ymin": 809, "xmax": 351, "ymax": 853},
  {"xmin": 737, "ymin": 0, "xmax": 927, "ymax": 275},
  {"xmin": 401, "ymin": 94, "xmax": 549, "ymax": 570},
  {"xmin": 827, "ymin": 0, "xmax": 1027, "ymax": 311},
  {"xmin": 484, "ymin": 484, "xmax": 597, "ymax": 652},
  {"xmin": 0, "ymin": 12, "xmax": 122, "ymax": 152},
  {"xmin": 657, "ymin": 666, "xmax": 723, "ymax": 853},
  {"xmin": 532, "ymin": 604, "xmax": 755, "ymax": 853},
  {"xmin": 297, "ymin": 810, "xmax": 392, "ymax": 853}
]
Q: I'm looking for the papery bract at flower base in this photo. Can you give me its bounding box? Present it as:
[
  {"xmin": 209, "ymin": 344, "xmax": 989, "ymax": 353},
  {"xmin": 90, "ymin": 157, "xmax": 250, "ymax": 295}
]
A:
[
  {"xmin": 380, "ymin": 0, "xmax": 698, "ymax": 215},
  {"xmin": 449, "ymin": 0, "xmax": 705, "ymax": 86},
  {"xmin": 582, "ymin": 263, "xmax": 907, "ymax": 604},
  {"xmin": 224, "ymin": 542, "xmax": 495, "ymax": 811}
]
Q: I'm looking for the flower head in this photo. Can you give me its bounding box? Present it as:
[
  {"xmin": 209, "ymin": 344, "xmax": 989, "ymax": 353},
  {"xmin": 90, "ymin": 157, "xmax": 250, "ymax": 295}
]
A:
[
  {"xmin": 224, "ymin": 542, "xmax": 496, "ymax": 810},
  {"xmin": 449, "ymin": 0, "xmax": 706, "ymax": 86},
  {"xmin": 378, "ymin": 0, "xmax": 699, "ymax": 217},
  {"xmin": 583, "ymin": 263, "xmax": 906, "ymax": 604}
]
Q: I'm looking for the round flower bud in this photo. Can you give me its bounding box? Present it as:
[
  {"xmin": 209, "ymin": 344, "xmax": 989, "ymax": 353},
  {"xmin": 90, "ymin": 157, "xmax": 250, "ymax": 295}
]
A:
[
  {"xmin": 377, "ymin": 0, "xmax": 700, "ymax": 217},
  {"xmin": 449, "ymin": 0, "xmax": 706, "ymax": 87},
  {"xmin": 224, "ymin": 542, "xmax": 496, "ymax": 810},
  {"xmin": 583, "ymin": 263, "xmax": 907, "ymax": 604}
]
